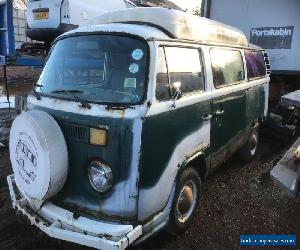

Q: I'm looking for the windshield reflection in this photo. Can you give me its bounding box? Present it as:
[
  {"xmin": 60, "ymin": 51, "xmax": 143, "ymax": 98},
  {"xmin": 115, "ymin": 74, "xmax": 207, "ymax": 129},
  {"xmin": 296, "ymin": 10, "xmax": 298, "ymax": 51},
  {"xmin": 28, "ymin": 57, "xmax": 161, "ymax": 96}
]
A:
[{"xmin": 36, "ymin": 35, "xmax": 148, "ymax": 105}]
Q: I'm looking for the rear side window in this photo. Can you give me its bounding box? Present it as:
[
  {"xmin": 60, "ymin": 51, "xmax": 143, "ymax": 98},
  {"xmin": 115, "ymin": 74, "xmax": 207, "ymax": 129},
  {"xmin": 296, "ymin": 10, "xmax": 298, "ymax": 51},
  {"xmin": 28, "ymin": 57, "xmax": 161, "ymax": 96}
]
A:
[
  {"xmin": 165, "ymin": 47, "xmax": 204, "ymax": 95},
  {"xmin": 156, "ymin": 47, "xmax": 170, "ymax": 101},
  {"xmin": 245, "ymin": 51, "xmax": 266, "ymax": 79},
  {"xmin": 210, "ymin": 48, "xmax": 245, "ymax": 88}
]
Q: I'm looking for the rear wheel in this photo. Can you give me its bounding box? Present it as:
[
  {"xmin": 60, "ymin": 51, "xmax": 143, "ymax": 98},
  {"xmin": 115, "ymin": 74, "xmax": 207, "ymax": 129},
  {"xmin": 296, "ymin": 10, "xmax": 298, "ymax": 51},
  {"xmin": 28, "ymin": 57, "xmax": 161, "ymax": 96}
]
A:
[
  {"xmin": 167, "ymin": 167, "xmax": 202, "ymax": 235},
  {"xmin": 239, "ymin": 127, "xmax": 259, "ymax": 162}
]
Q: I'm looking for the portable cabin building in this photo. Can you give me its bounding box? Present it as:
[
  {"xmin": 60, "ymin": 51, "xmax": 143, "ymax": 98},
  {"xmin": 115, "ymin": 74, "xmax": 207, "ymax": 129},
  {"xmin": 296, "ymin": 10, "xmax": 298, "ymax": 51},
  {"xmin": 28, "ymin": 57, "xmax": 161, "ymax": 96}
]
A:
[{"xmin": 205, "ymin": 0, "xmax": 300, "ymax": 76}]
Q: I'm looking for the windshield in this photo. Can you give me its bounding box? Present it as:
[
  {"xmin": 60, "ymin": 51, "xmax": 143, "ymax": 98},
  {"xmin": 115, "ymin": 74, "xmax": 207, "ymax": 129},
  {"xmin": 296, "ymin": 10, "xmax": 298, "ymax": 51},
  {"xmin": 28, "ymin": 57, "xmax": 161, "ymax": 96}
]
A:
[{"xmin": 36, "ymin": 35, "xmax": 148, "ymax": 105}]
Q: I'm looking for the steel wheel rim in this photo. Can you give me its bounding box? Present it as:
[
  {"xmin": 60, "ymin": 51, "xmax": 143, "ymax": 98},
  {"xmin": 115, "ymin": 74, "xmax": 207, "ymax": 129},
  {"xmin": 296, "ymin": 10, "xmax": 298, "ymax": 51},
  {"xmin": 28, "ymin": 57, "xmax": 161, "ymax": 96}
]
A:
[
  {"xmin": 176, "ymin": 180, "xmax": 197, "ymax": 223},
  {"xmin": 250, "ymin": 132, "xmax": 258, "ymax": 155}
]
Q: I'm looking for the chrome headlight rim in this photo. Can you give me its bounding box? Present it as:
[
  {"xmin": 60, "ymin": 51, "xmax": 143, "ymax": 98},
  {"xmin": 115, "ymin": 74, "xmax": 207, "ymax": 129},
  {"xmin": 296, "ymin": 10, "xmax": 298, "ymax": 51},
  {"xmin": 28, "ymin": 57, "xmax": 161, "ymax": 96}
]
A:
[{"xmin": 88, "ymin": 161, "xmax": 113, "ymax": 193}]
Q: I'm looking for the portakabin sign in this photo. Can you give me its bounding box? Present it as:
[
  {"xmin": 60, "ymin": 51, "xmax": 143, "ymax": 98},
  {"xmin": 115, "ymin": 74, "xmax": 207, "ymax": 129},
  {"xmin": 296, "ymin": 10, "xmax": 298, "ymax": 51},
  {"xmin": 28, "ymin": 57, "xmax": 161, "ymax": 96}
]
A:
[{"xmin": 250, "ymin": 26, "xmax": 294, "ymax": 49}]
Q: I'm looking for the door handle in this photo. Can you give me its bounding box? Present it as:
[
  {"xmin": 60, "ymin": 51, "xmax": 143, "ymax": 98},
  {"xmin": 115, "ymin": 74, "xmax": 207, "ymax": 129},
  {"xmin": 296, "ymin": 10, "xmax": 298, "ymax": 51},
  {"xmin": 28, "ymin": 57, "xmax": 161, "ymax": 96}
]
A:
[
  {"xmin": 202, "ymin": 114, "xmax": 212, "ymax": 121},
  {"xmin": 215, "ymin": 110, "xmax": 224, "ymax": 116}
]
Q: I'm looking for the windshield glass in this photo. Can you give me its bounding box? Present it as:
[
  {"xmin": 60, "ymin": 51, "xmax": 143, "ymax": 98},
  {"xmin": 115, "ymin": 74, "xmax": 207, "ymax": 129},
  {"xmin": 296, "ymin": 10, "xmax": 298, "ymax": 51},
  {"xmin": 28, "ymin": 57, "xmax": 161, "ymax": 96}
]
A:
[{"xmin": 36, "ymin": 35, "xmax": 148, "ymax": 104}]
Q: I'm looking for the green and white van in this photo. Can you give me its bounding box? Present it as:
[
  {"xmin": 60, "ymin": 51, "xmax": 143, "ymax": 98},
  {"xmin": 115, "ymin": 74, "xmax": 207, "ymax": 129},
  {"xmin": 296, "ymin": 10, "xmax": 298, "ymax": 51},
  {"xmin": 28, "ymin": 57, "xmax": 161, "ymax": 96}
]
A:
[{"xmin": 7, "ymin": 7, "xmax": 270, "ymax": 250}]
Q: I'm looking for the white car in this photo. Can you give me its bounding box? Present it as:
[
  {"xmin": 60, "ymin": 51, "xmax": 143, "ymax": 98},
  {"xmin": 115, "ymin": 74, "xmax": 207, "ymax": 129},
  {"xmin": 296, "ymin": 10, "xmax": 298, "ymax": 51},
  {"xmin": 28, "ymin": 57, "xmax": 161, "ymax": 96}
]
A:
[{"xmin": 26, "ymin": 0, "xmax": 136, "ymax": 45}]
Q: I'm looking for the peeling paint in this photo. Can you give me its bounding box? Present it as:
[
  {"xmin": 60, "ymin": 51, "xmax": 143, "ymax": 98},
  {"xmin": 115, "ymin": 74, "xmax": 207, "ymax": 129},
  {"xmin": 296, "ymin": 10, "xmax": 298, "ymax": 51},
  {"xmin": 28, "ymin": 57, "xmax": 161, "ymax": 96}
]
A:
[
  {"xmin": 14, "ymin": 22, "xmax": 271, "ymax": 248},
  {"xmin": 139, "ymin": 121, "xmax": 210, "ymax": 221}
]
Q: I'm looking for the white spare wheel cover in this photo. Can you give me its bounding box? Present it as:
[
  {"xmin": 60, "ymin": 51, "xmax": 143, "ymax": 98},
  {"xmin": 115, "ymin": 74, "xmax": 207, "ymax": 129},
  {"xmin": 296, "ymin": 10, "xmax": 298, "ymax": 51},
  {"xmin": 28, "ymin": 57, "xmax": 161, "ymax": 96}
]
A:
[{"xmin": 9, "ymin": 110, "xmax": 68, "ymax": 201}]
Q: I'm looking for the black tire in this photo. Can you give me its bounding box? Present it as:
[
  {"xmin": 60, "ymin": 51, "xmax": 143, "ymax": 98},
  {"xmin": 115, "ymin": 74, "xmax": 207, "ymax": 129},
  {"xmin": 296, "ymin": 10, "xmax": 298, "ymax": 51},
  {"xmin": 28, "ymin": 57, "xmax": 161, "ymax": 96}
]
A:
[
  {"xmin": 239, "ymin": 127, "xmax": 259, "ymax": 163},
  {"xmin": 166, "ymin": 167, "xmax": 202, "ymax": 235}
]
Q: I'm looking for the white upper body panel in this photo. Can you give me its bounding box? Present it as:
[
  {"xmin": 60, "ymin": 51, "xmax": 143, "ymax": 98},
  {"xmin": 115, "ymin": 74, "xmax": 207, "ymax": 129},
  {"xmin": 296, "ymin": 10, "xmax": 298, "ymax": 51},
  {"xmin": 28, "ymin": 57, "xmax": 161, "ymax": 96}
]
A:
[
  {"xmin": 60, "ymin": 23, "xmax": 170, "ymax": 41},
  {"xmin": 81, "ymin": 7, "xmax": 248, "ymax": 47},
  {"xmin": 67, "ymin": 0, "xmax": 129, "ymax": 26}
]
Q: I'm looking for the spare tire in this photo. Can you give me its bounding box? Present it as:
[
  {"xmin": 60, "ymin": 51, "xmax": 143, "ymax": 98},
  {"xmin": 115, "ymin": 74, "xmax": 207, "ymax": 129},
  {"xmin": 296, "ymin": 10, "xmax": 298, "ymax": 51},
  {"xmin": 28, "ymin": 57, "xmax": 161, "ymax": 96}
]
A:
[{"xmin": 9, "ymin": 110, "xmax": 68, "ymax": 201}]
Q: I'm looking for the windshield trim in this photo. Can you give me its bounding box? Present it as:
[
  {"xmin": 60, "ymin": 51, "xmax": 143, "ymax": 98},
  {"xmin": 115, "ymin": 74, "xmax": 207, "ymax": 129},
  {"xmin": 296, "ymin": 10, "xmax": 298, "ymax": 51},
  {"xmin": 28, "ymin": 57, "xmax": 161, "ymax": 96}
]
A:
[{"xmin": 34, "ymin": 32, "xmax": 150, "ymax": 107}]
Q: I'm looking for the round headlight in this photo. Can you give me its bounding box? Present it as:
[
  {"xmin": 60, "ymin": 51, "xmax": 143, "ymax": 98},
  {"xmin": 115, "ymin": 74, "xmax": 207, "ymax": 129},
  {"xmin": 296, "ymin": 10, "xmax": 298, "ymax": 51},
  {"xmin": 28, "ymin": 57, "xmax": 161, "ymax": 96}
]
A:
[{"xmin": 88, "ymin": 161, "xmax": 113, "ymax": 193}]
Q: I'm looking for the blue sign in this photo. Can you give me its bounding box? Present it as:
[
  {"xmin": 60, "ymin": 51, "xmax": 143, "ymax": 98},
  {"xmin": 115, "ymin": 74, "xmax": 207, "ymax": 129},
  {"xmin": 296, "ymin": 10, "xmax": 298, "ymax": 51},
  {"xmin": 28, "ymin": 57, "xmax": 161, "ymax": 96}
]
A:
[{"xmin": 240, "ymin": 235, "xmax": 296, "ymax": 246}]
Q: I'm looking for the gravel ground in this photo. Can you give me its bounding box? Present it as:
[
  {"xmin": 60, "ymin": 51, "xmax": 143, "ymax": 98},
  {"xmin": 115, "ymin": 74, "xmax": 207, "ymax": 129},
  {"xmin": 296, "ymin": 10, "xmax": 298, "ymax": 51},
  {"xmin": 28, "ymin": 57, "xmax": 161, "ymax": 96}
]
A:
[{"xmin": 1, "ymin": 138, "xmax": 299, "ymax": 250}]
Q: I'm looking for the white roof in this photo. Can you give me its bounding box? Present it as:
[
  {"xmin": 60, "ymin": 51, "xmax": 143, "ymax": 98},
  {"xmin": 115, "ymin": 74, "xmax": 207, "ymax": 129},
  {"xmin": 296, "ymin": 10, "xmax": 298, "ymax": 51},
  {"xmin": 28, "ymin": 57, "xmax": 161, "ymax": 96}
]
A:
[
  {"xmin": 80, "ymin": 7, "xmax": 248, "ymax": 47},
  {"xmin": 62, "ymin": 23, "xmax": 170, "ymax": 41},
  {"xmin": 249, "ymin": 43, "xmax": 264, "ymax": 50}
]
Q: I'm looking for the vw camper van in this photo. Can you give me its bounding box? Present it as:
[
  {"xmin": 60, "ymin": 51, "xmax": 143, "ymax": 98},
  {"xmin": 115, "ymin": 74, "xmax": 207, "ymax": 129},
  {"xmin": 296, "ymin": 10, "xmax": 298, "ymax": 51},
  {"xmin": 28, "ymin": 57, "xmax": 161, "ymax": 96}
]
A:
[{"xmin": 7, "ymin": 8, "xmax": 270, "ymax": 249}]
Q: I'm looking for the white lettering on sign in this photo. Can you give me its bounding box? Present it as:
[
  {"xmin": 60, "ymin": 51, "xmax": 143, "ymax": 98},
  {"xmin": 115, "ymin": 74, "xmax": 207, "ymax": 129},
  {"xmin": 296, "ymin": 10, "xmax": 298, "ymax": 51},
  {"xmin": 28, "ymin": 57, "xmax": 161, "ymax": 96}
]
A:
[
  {"xmin": 251, "ymin": 27, "xmax": 292, "ymax": 37},
  {"xmin": 250, "ymin": 26, "xmax": 294, "ymax": 49}
]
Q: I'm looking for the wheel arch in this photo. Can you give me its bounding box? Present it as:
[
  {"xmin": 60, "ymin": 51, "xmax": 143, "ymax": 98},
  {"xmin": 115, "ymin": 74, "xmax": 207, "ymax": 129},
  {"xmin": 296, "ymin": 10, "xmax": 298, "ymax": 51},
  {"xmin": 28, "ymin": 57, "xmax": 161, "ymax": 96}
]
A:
[
  {"xmin": 251, "ymin": 118, "xmax": 260, "ymax": 130},
  {"xmin": 179, "ymin": 151, "xmax": 208, "ymax": 182}
]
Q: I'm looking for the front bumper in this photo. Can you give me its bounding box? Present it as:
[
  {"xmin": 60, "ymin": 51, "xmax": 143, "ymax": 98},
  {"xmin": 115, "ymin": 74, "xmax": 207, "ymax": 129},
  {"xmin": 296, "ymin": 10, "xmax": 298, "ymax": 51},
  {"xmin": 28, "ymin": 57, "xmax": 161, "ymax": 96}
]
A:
[
  {"xmin": 7, "ymin": 175, "xmax": 142, "ymax": 250},
  {"xmin": 26, "ymin": 23, "xmax": 78, "ymax": 42}
]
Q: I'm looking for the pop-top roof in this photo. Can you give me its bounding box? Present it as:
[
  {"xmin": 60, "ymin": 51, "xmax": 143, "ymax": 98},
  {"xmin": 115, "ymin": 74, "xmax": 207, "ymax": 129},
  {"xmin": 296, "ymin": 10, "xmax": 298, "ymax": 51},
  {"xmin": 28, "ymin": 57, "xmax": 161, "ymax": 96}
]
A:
[{"xmin": 82, "ymin": 7, "xmax": 248, "ymax": 47}]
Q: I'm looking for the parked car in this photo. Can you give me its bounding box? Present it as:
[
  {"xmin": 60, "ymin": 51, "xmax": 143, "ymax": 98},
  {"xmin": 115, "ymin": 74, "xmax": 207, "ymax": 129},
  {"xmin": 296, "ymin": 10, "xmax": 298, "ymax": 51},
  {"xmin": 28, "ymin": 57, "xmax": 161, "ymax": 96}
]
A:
[
  {"xmin": 26, "ymin": 0, "xmax": 136, "ymax": 45},
  {"xmin": 7, "ymin": 7, "xmax": 270, "ymax": 250}
]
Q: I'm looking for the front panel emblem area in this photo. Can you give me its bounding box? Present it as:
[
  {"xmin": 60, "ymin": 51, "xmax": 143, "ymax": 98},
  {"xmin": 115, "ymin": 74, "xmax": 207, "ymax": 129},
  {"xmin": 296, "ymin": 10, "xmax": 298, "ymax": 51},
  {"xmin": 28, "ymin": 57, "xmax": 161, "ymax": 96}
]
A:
[{"xmin": 15, "ymin": 132, "xmax": 39, "ymax": 185}]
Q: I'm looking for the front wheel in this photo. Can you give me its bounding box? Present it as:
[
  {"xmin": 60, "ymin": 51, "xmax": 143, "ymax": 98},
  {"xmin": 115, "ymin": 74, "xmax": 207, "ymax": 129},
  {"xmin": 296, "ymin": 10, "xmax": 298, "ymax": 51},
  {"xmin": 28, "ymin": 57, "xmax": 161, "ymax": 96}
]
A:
[
  {"xmin": 239, "ymin": 127, "xmax": 259, "ymax": 162},
  {"xmin": 166, "ymin": 167, "xmax": 202, "ymax": 235}
]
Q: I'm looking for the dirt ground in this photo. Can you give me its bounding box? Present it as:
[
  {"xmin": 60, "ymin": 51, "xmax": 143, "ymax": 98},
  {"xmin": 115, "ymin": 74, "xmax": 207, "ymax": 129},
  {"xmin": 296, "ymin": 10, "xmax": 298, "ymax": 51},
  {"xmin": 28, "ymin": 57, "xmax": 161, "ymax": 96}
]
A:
[
  {"xmin": 0, "ymin": 66, "xmax": 40, "ymax": 96},
  {"xmin": 1, "ymin": 138, "xmax": 299, "ymax": 250}
]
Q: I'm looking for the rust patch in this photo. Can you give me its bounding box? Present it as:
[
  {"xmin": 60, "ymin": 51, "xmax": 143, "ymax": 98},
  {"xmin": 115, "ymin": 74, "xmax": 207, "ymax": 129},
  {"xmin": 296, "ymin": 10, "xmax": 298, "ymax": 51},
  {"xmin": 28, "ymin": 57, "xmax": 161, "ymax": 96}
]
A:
[
  {"xmin": 210, "ymin": 125, "xmax": 251, "ymax": 171},
  {"xmin": 184, "ymin": 143, "xmax": 207, "ymax": 161}
]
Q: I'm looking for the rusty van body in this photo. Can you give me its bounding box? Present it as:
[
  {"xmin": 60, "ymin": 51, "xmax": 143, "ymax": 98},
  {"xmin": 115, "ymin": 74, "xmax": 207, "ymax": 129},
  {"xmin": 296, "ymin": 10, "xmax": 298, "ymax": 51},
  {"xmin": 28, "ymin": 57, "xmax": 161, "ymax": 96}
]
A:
[{"xmin": 7, "ymin": 8, "xmax": 270, "ymax": 249}]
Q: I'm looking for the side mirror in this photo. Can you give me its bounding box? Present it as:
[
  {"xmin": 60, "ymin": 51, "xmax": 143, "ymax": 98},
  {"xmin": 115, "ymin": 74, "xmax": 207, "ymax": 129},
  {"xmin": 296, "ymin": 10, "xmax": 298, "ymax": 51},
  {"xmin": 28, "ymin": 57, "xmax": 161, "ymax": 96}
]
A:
[{"xmin": 171, "ymin": 81, "xmax": 182, "ymax": 108}]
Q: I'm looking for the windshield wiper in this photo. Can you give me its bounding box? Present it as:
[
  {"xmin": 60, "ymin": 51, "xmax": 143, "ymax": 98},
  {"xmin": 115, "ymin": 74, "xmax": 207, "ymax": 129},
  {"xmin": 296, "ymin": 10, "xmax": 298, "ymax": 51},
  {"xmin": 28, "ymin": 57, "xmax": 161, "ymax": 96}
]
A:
[
  {"xmin": 52, "ymin": 89, "xmax": 82, "ymax": 93},
  {"xmin": 105, "ymin": 103, "xmax": 134, "ymax": 110},
  {"xmin": 33, "ymin": 83, "xmax": 44, "ymax": 100},
  {"xmin": 52, "ymin": 89, "xmax": 91, "ymax": 109}
]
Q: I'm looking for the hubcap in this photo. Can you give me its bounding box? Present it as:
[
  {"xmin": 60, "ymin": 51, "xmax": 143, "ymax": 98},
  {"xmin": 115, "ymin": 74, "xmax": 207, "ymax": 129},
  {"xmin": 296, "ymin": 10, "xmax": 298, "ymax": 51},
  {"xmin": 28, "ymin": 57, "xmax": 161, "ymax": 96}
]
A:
[
  {"xmin": 176, "ymin": 180, "xmax": 197, "ymax": 223},
  {"xmin": 250, "ymin": 132, "xmax": 258, "ymax": 155}
]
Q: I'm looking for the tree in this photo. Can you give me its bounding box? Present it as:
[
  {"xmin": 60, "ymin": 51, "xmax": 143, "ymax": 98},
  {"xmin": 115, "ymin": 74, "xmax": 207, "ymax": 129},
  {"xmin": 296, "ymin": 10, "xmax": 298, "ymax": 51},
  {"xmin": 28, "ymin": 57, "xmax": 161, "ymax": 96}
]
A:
[{"xmin": 193, "ymin": 7, "xmax": 202, "ymax": 16}]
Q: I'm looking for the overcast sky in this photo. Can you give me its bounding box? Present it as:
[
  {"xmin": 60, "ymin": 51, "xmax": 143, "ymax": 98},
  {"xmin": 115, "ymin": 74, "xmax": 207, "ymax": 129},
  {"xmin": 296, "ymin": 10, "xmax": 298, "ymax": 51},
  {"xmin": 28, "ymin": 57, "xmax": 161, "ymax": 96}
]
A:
[{"xmin": 170, "ymin": 0, "xmax": 202, "ymax": 12}]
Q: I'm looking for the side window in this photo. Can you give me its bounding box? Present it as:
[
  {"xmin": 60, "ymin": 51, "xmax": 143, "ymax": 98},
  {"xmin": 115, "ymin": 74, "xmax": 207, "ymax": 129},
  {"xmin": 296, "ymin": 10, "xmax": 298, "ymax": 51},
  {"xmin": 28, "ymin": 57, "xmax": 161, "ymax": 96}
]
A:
[
  {"xmin": 155, "ymin": 47, "xmax": 170, "ymax": 101},
  {"xmin": 245, "ymin": 51, "xmax": 266, "ymax": 79},
  {"xmin": 165, "ymin": 47, "xmax": 204, "ymax": 95},
  {"xmin": 210, "ymin": 48, "xmax": 245, "ymax": 88}
]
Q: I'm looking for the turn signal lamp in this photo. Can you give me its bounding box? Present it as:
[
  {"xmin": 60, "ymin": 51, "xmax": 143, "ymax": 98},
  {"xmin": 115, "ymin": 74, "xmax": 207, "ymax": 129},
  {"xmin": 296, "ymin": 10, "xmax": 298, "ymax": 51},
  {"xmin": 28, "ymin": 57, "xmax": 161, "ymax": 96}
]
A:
[{"xmin": 90, "ymin": 128, "xmax": 107, "ymax": 146}]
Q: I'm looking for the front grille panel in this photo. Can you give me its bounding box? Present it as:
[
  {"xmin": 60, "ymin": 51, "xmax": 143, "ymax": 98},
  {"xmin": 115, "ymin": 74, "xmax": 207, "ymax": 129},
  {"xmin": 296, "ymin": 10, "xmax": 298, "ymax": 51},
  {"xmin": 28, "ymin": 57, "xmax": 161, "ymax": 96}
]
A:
[{"xmin": 59, "ymin": 121, "xmax": 89, "ymax": 143}]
